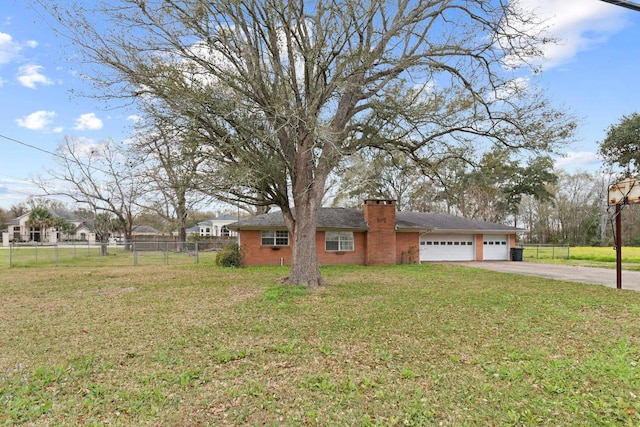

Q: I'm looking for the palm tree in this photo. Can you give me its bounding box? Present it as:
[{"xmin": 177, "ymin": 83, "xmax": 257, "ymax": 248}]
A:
[
  {"xmin": 54, "ymin": 217, "xmax": 77, "ymax": 242},
  {"xmin": 26, "ymin": 207, "xmax": 55, "ymax": 242}
]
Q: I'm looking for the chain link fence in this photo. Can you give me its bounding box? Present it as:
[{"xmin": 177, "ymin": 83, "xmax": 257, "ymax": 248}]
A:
[
  {"xmin": 2, "ymin": 240, "xmax": 234, "ymax": 267},
  {"xmin": 520, "ymin": 244, "xmax": 570, "ymax": 260}
]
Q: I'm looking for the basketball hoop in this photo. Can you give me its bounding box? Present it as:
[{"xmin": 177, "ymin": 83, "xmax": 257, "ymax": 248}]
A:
[
  {"xmin": 608, "ymin": 178, "xmax": 640, "ymax": 205},
  {"xmin": 607, "ymin": 178, "xmax": 640, "ymax": 289}
]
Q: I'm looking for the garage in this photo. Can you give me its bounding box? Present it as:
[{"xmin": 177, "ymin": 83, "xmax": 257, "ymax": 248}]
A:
[
  {"xmin": 483, "ymin": 235, "xmax": 509, "ymax": 260},
  {"xmin": 419, "ymin": 234, "xmax": 475, "ymax": 261}
]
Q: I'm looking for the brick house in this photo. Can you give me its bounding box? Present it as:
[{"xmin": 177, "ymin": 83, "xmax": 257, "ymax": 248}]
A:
[{"xmin": 228, "ymin": 200, "xmax": 521, "ymax": 266}]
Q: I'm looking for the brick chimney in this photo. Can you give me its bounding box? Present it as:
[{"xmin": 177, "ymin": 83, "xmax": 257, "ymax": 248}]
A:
[{"xmin": 363, "ymin": 199, "xmax": 397, "ymax": 265}]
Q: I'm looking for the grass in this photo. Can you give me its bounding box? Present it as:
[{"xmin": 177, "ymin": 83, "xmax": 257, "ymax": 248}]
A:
[
  {"xmin": 0, "ymin": 245, "xmax": 219, "ymax": 268},
  {"xmin": 1, "ymin": 261, "xmax": 640, "ymax": 425}
]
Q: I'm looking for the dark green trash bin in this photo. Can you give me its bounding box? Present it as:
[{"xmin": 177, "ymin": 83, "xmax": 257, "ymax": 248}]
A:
[{"xmin": 510, "ymin": 247, "xmax": 523, "ymax": 261}]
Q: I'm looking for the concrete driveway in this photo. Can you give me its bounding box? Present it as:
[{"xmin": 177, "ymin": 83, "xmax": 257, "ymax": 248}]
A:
[{"xmin": 452, "ymin": 261, "xmax": 640, "ymax": 291}]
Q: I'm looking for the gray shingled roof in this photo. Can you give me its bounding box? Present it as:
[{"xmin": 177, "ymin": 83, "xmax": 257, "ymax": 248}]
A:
[
  {"xmin": 228, "ymin": 207, "xmax": 519, "ymax": 232},
  {"xmin": 228, "ymin": 207, "xmax": 368, "ymax": 230},
  {"xmin": 4, "ymin": 209, "xmax": 86, "ymax": 226},
  {"xmin": 133, "ymin": 225, "xmax": 161, "ymax": 234},
  {"xmin": 50, "ymin": 208, "xmax": 86, "ymax": 222},
  {"xmin": 396, "ymin": 212, "xmax": 519, "ymax": 232}
]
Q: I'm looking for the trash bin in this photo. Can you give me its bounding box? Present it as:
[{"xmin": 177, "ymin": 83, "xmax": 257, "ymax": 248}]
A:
[{"xmin": 510, "ymin": 247, "xmax": 523, "ymax": 261}]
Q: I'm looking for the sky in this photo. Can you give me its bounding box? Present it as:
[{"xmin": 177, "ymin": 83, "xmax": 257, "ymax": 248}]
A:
[{"xmin": 0, "ymin": 0, "xmax": 639, "ymax": 209}]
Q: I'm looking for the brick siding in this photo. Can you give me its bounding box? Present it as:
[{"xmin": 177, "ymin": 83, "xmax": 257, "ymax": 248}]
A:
[
  {"xmin": 363, "ymin": 200, "xmax": 397, "ymax": 265},
  {"xmin": 239, "ymin": 229, "xmax": 367, "ymax": 266}
]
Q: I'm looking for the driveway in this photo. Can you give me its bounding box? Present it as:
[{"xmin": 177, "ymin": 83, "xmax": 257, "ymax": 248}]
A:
[{"xmin": 452, "ymin": 261, "xmax": 640, "ymax": 291}]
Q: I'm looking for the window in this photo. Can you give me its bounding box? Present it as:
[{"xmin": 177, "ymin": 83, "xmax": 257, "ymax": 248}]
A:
[
  {"xmin": 261, "ymin": 230, "xmax": 289, "ymax": 246},
  {"xmin": 325, "ymin": 231, "xmax": 354, "ymax": 251}
]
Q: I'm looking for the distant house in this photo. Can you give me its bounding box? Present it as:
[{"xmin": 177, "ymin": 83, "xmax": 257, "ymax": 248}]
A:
[
  {"xmin": 2, "ymin": 209, "xmax": 96, "ymax": 246},
  {"xmin": 228, "ymin": 200, "xmax": 522, "ymax": 266},
  {"xmin": 110, "ymin": 225, "xmax": 162, "ymax": 242},
  {"xmin": 132, "ymin": 225, "xmax": 162, "ymax": 237},
  {"xmin": 192, "ymin": 215, "xmax": 239, "ymax": 238}
]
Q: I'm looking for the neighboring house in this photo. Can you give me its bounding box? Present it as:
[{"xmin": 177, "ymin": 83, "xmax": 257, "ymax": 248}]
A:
[
  {"xmin": 132, "ymin": 225, "xmax": 162, "ymax": 237},
  {"xmin": 111, "ymin": 225, "xmax": 162, "ymax": 242},
  {"xmin": 2, "ymin": 209, "xmax": 96, "ymax": 246},
  {"xmin": 227, "ymin": 200, "xmax": 521, "ymax": 266},
  {"xmin": 194, "ymin": 215, "xmax": 239, "ymax": 238}
]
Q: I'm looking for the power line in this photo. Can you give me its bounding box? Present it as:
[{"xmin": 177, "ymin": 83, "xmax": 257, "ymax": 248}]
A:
[
  {"xmin": 0, "ymin": 172, "xmax": 36, "ymax": 185},
  {"xmin": 600, "ymin": 0, "xmax": 640, "ymax": 12},
  {"xmin": 0, "ymin": 133, "xmax": 62, "ymax": 160},
  {"xmin": 0, "ymin": 133, "xmax": 121, "ymax": 177}
]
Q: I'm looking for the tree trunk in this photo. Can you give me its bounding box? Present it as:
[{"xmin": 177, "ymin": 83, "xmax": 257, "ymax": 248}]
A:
[
  {"xmin": 100, "ymin": 236, "xmax": 108, "ymax": 256},
  {"xmin": 176, "ymin": 196, "xmax": 187, "ymax": 252},
  {"xmin": 286, "ymin": 141, "xmax": 325, "ymax": 288},
  {"xmin": 288, "ymin": 201, "xmax": 323, "ymax": 288}
]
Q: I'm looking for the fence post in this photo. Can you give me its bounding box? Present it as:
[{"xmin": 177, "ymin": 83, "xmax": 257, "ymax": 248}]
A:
[
  {"xmin": 165, "ymin": 242, "xmax": 169, "ymax": 265},
  {"xmin": 9, "ymin": 243, "xmax": 12, "ymax": 267},
  {"xmin": 35, "ymin": 244, "xmax": 38, "ymax": 264},
  {"xmin": 195, "ymin": 242, "xmax": 199, "ymax": 264},
  {"xmin": 133, "ymin": 242, "xmax": 138, "ymax": 266}
]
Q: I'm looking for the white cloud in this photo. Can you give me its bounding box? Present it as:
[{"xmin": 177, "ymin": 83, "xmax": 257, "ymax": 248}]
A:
[
  {"xmin": 73, "ymin": 113, "xmax": 104, "ymax": 131},
  {"xmin": 17, "ymin": 64, "xmax": 53, "ymax": 89},
  {"xmin": 555, "ymin": 151, "xmax": 601, "ymax": 171},
  {"xmin": 127, "ymin": 114, "xmax": 142, "ymax": 123},
  {"xmin": 493, "ymin": 77, "xmax": 530, "ymax": 101},
  {"xmin": 518, "ymin": 0, "xmax": 628, "ymax": 68},
  {"xmin": 15, "ymin": 110, "xmax": 57, "ymax": 131},
  {"xmin": 0, "ymin": 32, "xmax": 22, "ymax": 65}
]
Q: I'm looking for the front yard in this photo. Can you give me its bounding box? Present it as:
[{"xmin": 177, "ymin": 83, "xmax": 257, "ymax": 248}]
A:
[{"xmin": 1, "ymin": 262, "xmax": 639, "ymax": 425}]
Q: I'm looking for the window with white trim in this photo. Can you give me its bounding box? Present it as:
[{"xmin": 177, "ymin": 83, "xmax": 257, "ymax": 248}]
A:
[
  {"xmin": 261, "ymin": 230, "xmax": 289, "ymax": 246},
  {"xmin": 325, "ymin": 231, "xmax": 354, "ymax": 251}
]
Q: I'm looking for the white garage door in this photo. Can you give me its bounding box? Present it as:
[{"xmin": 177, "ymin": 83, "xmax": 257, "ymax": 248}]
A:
[
  {"xmin": 419, "ymin": 234, "xmax": 475, "ymax": 261},
  {"xmin": 483, "ymin": 235, "xmax": 509, "ymax": 260}
]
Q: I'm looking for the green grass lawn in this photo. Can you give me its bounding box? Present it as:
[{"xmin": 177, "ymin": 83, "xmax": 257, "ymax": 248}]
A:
[
  {"xmin": 0, "ymin": 245, "xmax": 219, "ymax": 268},
  {"xmin": 1, "ymin": 262, "xmax": 639, "ymax": 425}
]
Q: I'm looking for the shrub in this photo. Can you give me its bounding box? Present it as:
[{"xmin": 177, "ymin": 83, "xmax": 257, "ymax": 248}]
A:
[{"xmin": 216, "ymin": 243, "xmax": 241, "ymax": 267}]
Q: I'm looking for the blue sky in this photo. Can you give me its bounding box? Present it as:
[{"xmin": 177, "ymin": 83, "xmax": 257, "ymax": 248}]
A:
[{"xmin": 0, "ymin": 0, "xmax": 639, "ymax": 209}]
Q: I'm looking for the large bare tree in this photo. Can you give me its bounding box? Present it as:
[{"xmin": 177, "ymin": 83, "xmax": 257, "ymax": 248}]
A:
[
  {"xmin": 131, "ymin": 111, "xmax": 212, "ymax": 246},
  {"xmin": 38, "ymin": 0, "xmax": 574, "ymax": 286},
  {"xmin": 37, "ymin": 136, "xmax": 145, "ymax": 246}
]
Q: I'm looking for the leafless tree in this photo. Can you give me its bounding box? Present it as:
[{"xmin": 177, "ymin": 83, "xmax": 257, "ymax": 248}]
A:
[
  {"xmin": 131, "ymin": 111, "xmax": 212, "ymax": 247},
  {"xmin": 36, "ymin": 136, "xmax": 145, "ymax": 246}
]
